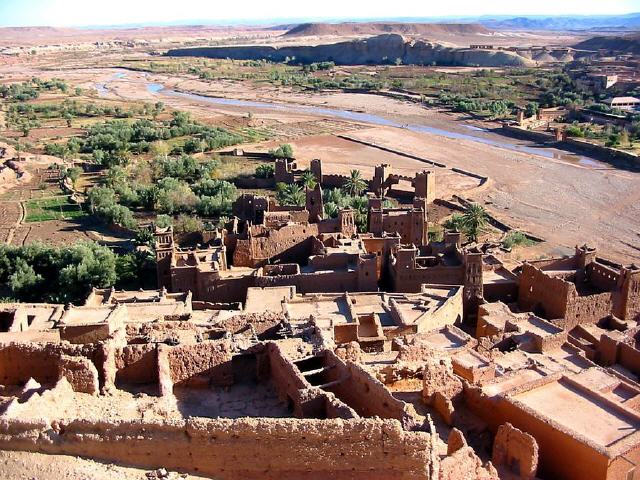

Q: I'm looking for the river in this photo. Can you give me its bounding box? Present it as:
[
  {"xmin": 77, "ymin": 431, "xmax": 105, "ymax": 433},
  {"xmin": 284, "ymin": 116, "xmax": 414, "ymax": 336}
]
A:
[{"xmin": 145, "ymin": 82, "xmax": 605, "ymax": 169}]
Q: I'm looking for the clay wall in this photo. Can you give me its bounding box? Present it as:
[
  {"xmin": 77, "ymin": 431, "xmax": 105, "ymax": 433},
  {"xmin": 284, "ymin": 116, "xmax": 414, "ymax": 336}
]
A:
[
  {"xmin": 517, "ymin": 263, "xmax": 570, "ymax": 320},
  {"xmin": 234, "ymin": 225, "xmax": 318, "ymax": 268},
  {"xmin": 361, "ymin": 236, "xmax": 401, "ymax": 280},
  {"xmin": 483, "ymin": 280, "xmax": 519, "ymax": 305},
  {"xmin": 588, "ymin": 263, "xmax": 620, "ymax": 292},
  {"xmin": 167, "ymin": 340, "xmax": 234, "ymax": 387},
  {"xmin": 265, "ymin": 343, "xmax": 310, "ymax": 416},
  {"xmin": 321, "ymin": 174, "xmax": 348, "ymax": 189},
  {"xmin": 115, "ymin": 344, "xmax": 158, "ymax": 386},
  {"xmin": 0, "ymin": 416, "xmax": 431, "ymax": 480},
  {"xmin": 563, "ymin": 291, "xmax": 614, "ymax": 330},
  {"xmin": 622, "ymin": 270, "xmax": 640, "ymax": 321},
  {"xmin": 199, "ymin": 275, "xmax": 255, "ymax": 304},
  {"xmin": 0, "ymin": 342, "xmax": 99, "ymax": 387},
  {"xmin": 323, "ymin": 352, "xmax": 416, "ymax": 428},
  {"xmin": 415, "ymin": 288, "xmax": 463, "ymax": 333},
  {"xmin": 464, "ymin": 382, "xmax": 635, "ymax": 480},
  {"xmin": 617, "ymin": 342, "xmax": 640, "ymax": 375},
  {"xmin": 255, "ymin": 270, "xmax": 361, "ymax": 294},
  {"xmin": 391, "ymin": 264, "xmax": 465, "ymax": 293},
  {"xmin": 492, "ymin": 422, "xmax": 538, "ymax": 479},
  {"xmin": 170, "ymin": 267, "xmax": 199, "ymax": 295}
]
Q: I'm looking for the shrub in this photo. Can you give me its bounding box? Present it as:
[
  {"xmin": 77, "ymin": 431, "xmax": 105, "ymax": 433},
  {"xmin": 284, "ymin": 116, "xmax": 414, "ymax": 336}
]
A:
[
  {"xmin": 502, "ymin": 231, "xmax": 535, "ymax": 250},
  {"xmin": 255, "ymin": 163, "xmax": 275, "ymax": 179},
  {"xmin": 270, "ymin": 144, "xmax": 294, "ymax": 159}
]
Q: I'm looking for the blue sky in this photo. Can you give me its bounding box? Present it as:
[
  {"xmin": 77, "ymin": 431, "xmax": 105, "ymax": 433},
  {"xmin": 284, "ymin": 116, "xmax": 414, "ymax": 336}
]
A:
[{"xmin": 0, "ymin": 0, "xmax": 639, "ymax": 27}]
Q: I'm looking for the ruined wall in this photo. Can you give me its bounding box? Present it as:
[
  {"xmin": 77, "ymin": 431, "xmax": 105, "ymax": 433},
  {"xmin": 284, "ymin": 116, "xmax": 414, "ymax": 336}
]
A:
[
  {"xmin": 321, "ymin": 174, "xmax": 348, "ymax": 189},
  {"xmin": 563, "ymin": 291, "xmax": 614, "ymax": 330},
  {"xmin": 517, "ymin": 263, "xmax": 570, "ymax": 320},
  {"xmin": 197, "ymin": 274, "xmax": 255, "ymax": 304},
  {"xmin": 115, "ymin": 344, "xmax": 158, "ymax": 386},
  {"xmin": 0, "ymin": 416, "xmax": 431, "ymax": 480},
  {"xmin": 57, "ymin": 355, "xmax": 99, "ymax": 395},
  {"xmin": 167, "ymin": 340, "xmax": 233, "ymax": 387},
  {"xmin": 323, "ymin": 353, "xmax": 416, "ymax": 428},
  {"xmin": 416, "ymin": 289, "xmax": 463, "ymax": 333},
  {"xmin": 255, "ymin": 270, "xmax": 361, "ymax": 294},
  {"xmin": 265, "ymin": 343, "xmax": 309, "ymax": 416},
  {"xmin": 0, "ymin": 343, "xmax": 99, "ymax": 388},
  {"xmin": 587, "ymin": 263, "xmax": 620, "ymax": 292},
  {"xmin": 234, "ymin": 225, "xmax": 318, "ymax": 268},
  {"xmin": 492, "ymin": 422, "xmax": 538, "ymax": 479},
  {"xmin": 619, "ymin": 342, "xmax": 640, "ymax": 374},
  {"xmin": 622, "ymin": 270, "xmax": 640, "ymax": 321}
]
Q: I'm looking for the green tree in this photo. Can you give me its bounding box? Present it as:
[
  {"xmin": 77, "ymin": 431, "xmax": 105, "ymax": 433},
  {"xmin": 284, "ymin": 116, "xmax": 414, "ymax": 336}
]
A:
[
  {"xmin": 64, "ymin": 167, "xmax": 82, "ymax": 186},
  {"xmin": 461, "ymin": 203, "xmax": 489, "ymax": 242},
  {"xmin": 342, "ymin": 170, "xmax": 367, "ymax": 196},
  {"xmin": 277, "ymin": 184, "xmax": 305, "ymax": 206},
  {"xmin": 299, "ymin": 170, "xmax": 317, "ymax": 189},
  {"xmin": 525, "ymin": 102, "xmax": 539, "ymax": 118},
  {"xmin": 271, "ymin": 144, "xmax": 294, "ymax": 159},
  {"xmin": 155, "ymin": 214, "xmax": 173, "ymax": 228}
]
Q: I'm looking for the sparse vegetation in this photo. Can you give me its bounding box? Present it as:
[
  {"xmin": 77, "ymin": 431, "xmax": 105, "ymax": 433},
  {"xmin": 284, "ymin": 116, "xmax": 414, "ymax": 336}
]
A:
[
  {"xmin": 270, "ymin": 143, "xmax": 294, "ymax": 159},
  {"xmin": 502, "ymin": 231, "xmax": 536, "ymax": 250},
  {"xmin": 442, "ymin": 204, "xmax": 489, "ymax": 243}
]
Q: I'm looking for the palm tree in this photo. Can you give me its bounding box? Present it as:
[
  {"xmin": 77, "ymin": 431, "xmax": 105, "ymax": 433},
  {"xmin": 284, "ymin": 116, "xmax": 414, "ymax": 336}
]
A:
[
  {"xmin": 350, "ymin": 195, "xmax": 369, "ymax": 213},
  {"xmin": 343, "ymin": 169, "xmax": 368, "ymax": 196},
  {"xmin": 299, "ymin": 170, "xmax": 317, "ymax": 190},
  {"xmin": 461, "ymin": 203, "xmax": 488, "ymax": 242},
  {"xmin": 285, "ymin": 184, "xmax": 305, "ymax": 207},
  {"xmin": 324, "ymin": 188, "xmax": 344, "ymax": 207},
  {"xmin": 324, "ymin": 202, "xmax": 339, "ymax": 218}
]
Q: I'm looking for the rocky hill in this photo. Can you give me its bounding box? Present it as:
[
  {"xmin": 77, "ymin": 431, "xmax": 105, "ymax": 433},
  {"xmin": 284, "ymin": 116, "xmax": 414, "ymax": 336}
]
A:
[
  {"xmin": 168, "ymin": 34, "xmax": 533, "ymax": 68},
  {"xmin": 573, "ymin": 34, "xmax": 640, "ymax": 54},
  {"xmin": 284, "ymin": 22, "xmax": 492, "ymax": 38}
]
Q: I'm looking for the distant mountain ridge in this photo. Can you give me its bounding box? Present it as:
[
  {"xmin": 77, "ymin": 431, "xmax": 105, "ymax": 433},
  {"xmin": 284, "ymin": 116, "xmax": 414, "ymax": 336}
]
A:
[
  {"xmin": 284, "ymin": 22, "xmax": 491, "ymax": 37},
  {"xmin": 481, "ymin": 13, "xmax": 640, "ymax": 31}
]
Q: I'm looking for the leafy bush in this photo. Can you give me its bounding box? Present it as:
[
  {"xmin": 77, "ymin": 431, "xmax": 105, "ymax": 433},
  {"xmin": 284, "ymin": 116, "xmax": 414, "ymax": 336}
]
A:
[
  {"xmin": 255, "ymin": 163, "xmax": 275, "ymax": 179},
  {"xmin": 502, "ymin": 231, "xmax": 535, "ymax": 250},
  {"xmin": 270, "ymin": 144, "xmax": 294, "ymax": 159}
]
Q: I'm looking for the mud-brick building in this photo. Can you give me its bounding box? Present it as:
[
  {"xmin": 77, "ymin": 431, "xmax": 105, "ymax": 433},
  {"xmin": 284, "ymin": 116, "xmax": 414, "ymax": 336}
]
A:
[
  {"xmin": 388, "ymin": 233, "xmax": 519, "ymax": 312},
  {"xmin": 518, "ymin": 245, "xmax": 640, "ymax": 329},
  {"xmin": 368, "ymin": 197, "xmax": 428, "ymax": 246}
]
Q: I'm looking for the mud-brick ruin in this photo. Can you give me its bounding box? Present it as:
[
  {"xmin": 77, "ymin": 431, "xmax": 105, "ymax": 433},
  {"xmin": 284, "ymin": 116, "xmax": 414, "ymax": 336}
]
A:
[{"xmin": 1, "ymin": 162, "xmax": 640, "ymax": 479}]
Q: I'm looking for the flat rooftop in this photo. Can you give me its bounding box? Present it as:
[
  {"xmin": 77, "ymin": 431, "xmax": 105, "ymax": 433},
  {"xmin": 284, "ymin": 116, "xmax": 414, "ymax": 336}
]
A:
[
  {"xmin": 245, "ymin": 287, "xmax": 293, "ymax": 313},
  {"xmin": 513, "ymin": 378, "xmax": 640, "ymax": 448}
]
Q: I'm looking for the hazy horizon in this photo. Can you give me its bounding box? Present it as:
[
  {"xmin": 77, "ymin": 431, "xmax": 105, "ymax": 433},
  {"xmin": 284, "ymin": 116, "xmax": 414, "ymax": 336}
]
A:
[{"xmin": 1, "ymin": 0, "xmax": 639, "ymax": 28}]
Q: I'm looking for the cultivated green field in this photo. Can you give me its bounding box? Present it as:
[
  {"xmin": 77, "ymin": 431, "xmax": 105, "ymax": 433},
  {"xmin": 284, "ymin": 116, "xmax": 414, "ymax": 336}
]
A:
[{"xmin": 25, "ymin": 196, "xmax": 86, "ymax": 222}]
